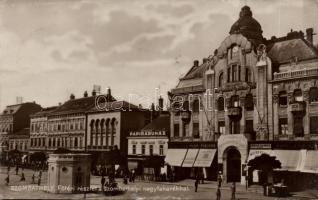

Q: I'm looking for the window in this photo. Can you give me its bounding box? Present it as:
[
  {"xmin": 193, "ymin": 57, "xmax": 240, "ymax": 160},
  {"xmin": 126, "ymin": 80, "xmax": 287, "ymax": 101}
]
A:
[
  {"xmin": 132, "ymin": 145, "xmax": 136, "ymax": 154},
  {"xmin": 193, "ymin": 123, "xmax": 200, "ymax": 138},
  {"xmin": 183, "ymin": 101, "xmax": 189, "ymax": 111},
  {"xmin": 48, "ymin": 138, "xmax": 51, "ymax": 147},
  {"xmin": 31, "ymin": 139, "xmax": 33, "ymax": 147},
  {"xmin": 279, "ymin": 91, "xmax": 287, "ymax": 106},
  {"xmin": 230, "ymin": 120, "xmax": 240, "ymax": 134},
  {"xmin": 245, "ymin": 68, "xmax": 252, "ymax": 82},
  {"xmin": 70, "ymin": 124, "xmax": 73, "ymax": 130},
  {"xmin": 217, "ymin": 97, "xmax": 224, "ymax": 111},
  {"xmin": 231, "ymin": 64, "xmax": 240, "ymax": 82},
  {"xmin": 279, "ymin": 118, "xmax": 288, "ymax": 135},
  {"xmin": 227, "ymin": 67, "xmax": 231, "ymax": 82},
  {"xmin": 193, "ymin": 99, "xmax": 200, "ymax": 113},
  {"xmin": 74, "ymin": 137, "xmax": 78, "ymax": 147},
  {"xmin": 310, "ymin": 117, "xmax": 318, "ymax": 134},
  {"xmin": 294, "ymin": 89, "xmax": 303, "ymax": 102},
  {"xmin": 53, "ymin": 139, "xmax": 56, "ymax": 147},
  {"xmin": 58, "ymin": 124, "xmax": 61, "ymax": 131},
  {"xmin": 174, "ymin": 124, "xmax": 180, "ymax": 137},
  {"xmin": 294, "ymin": 114, "xmax": 304, "ymax": 137},
  {"xmin": 141, "ymin": 145, "xmax": 146, "ymax": 155},
  {"xmin": 218, "ymin": 121, "xmax": 225, "ymax": 134},
  {"xmin": 231, "ymin": 95, "xmax": 239, "ymax": 107},
  {"xmin": 149, "ymin": 145, "xmax": 153, "ymax": 155},
  {"xmin": 245, "ymin": 120, "xmax": 253, "ymax": 133},
  {"xmin": 159, "ymin": 145, "xmax": 164, "ymax": 155},
  {"xmin": 219, "ymin": 72, "xmax": 224, "ymax": 87},
  {"xmin": 245, "ymin": 94, "xmax": 254, "ymax": 111},
  {"xmin": 309, "ymin": 87, "xmax": 318, "ymax": 103},
  {"xmin": 42, "ymin": 138, "xmax": 45, "ymax": 147}
]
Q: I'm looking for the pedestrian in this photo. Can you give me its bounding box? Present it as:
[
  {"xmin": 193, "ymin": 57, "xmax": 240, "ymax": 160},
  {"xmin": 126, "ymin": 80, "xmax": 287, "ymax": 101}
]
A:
[
  {"xmin": 217, "ymin": 171, "xmax": 223, "ymax": 187},
  {"xmin": 132, "ymin": 169, "xmax": 135, "ymax": 183},
  {"xmin": 5, "ymin": 175, "xmax": 9, "ymax": 186},
  {"xmin": 216, "ymin": 186, "xmax": 221, "ymax": 200},
  {"xmin": 20, "ymin": 172, "xmax": 26, "ymax": 181},
  {"xmin": 38, "ymin": 177, "xmax": 41, "ymax": 186},
  {"xmin": 7, "ymin": 165, "xmax": 10, "ymax": 172},
  {"xmin": 101, "ymin": 176, "xmax": 105, "ymax": 192},
  {"xmin": 39, "ymin": 170, "xmax": 42, "ymax": 178},
  {"xmin": 194, "ymin": 178, "xmax": 199, "ymax": 192},
  {"xmin": 231, "ymin": 182, "xmax": 236, "ymax": 200},
  {"xmin": 32, "ymin": 174, "xmax": 35, "ymax": 184},
  {"xmin": 15, "ymin": 165, "xmax": 19, "ymax": 175}
]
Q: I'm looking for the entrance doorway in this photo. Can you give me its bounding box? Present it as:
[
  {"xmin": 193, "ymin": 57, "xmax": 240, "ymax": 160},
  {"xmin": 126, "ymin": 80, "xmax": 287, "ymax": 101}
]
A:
[{"xmin": 226, "ymin": 148, "xmax": 241, "ymax": 182}]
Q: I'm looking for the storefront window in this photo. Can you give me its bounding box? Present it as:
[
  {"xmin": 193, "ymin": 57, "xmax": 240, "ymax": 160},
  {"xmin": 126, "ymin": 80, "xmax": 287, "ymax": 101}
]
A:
[
  {"xmin": 193, "ymin": 123, "xmax": 200, "ymax": 138},
  {"xmin": 310, "ymin": 117, "xmax": 318, "ymax": 134},
  {"xmin": 174, "ymin": 124, "xmax": 179, "ymax": 137}
]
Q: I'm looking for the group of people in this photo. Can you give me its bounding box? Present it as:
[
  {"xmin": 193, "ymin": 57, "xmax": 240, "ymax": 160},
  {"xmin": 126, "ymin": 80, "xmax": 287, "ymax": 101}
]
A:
[
  {"xmin": 4, "ymin": 164, "xmax": 43, "ymax": 186},
  {"xmin": 194, "ymin": 171, "xmax": 236, "ymax": 200}
]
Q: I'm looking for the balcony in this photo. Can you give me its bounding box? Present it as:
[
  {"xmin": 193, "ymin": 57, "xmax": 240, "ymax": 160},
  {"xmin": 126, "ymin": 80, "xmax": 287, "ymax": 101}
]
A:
[
  {"xmin": 228, "ymin": 107, "xmax": 242, "ymax": 117},
  {"xmin": 290, "ymin": 102, "xmax": 306, "ymax": 113},
  {"xmin": 273, "ymin": 67, "xmax": 318, "ymax": 81}
]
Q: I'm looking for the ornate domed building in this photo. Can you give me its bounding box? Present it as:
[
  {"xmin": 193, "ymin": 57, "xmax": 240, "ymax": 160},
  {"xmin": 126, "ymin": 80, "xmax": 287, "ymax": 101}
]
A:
[{"xmin": 166, "ymin": 5, "xmax": 318, "ymax": 191}]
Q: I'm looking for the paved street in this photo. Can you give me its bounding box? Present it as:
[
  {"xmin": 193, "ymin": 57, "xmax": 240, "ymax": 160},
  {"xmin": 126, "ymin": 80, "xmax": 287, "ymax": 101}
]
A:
[{"xmin": 0, "ymin": 167, "xmax": 317, "ymax": 199}]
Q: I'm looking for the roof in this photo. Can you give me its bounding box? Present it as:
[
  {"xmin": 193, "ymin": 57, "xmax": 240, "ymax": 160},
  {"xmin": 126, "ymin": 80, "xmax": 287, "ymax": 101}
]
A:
[
  {"xmin": 182, "ymin": 62, "xmax": 209, "ymax": 80},
  {"xmin": 50, "ymin": 96, "xmax": 97, "ymax": 116},
  {"xmin": 31, "ymin": 106, "xmax": 58, "ymax": 117},
  {"xmin": 141, "ymin": 114, "xmax": 170, "ymax": 132},
  {"xmin": 2, "ymin": 104, "xmax": 21, "ymax": 115},
  {"xmin": 87, "ymin": 100, "xmax": 140, "ymax": 113},
  {"xmin": 268, "ymin": 38, "xmax": 318, "ymax": 64}
]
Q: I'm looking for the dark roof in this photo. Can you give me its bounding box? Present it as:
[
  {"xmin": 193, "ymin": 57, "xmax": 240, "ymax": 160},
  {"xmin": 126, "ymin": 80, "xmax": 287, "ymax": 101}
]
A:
[
  {"xmin": 31, "ymin": 106, "xmax": 58, "ymax": 117},
  {"xmin": 141, "ymin": 114, "xmax": 170, "ymax": 132},
  {"xmin": 87, "ymin": 101, "xmax": 140, "ymax": 113},
  {"xmin": 51, "ymin": 96, "xmax": 97, "ymax": 116},
  {"xmin": 1, "ymin": 102, "xmax": 41, "ymax": 116},
  {"xmin": 182, "ymin": 62, "xmax": 209, "ymax": 80},
  {"xmin": 229, "ymin": 6, "xmax": 263, "ymax": 46},
  {"xmin": 267, "ymin": 38, "xmax": 318, "ymax": 64}
]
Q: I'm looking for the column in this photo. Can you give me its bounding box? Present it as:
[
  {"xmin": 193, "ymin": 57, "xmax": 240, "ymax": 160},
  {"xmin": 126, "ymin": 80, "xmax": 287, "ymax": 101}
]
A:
[
  {"xmin": 304, "ymin": 90, "xmax": 310, "ymax": 135},
  {"xmin": 240, "ymin": 97, "xmax": 246, "ymax": 135},
  {"xmin": 105, "ymin": 124, "xmax": 109, "ymax": 147},
  {"xmin": 287, "ymin": 92, "xmax": 294, "ymax": 135},
  {"xmin": 225, "ymin": 97, "xmax": 231, "ymax": 134},
  {"xmin": 273, "ymin": 94, "xmax": 279, "ymax": 139}
]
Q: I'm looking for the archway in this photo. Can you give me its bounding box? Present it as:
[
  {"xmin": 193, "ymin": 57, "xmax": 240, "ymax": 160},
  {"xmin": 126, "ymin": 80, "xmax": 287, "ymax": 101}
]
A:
[{"xmin": 224, "ymin": 147, "xmax": 241, "ymax": 182}]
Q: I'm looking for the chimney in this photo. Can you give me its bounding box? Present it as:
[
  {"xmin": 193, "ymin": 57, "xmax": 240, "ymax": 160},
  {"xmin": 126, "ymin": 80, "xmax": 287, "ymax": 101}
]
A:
[
  {"xmin": 58, "ymin": 102, "xmax": 62, "ymax": 106},
  {"xmin": 92, "ymin": 90, "xmax": 96, "ymax": 96},
  {"xmin": 70, "ymin": 94, "xmax": 75, "ymax": 100},
  {"xmin": 203, "ymin": 58, "xmax": 208, "ymax": 64},
  {"xmin": 193, "ymin": 60, "xmax": 199, "ymax": 67},
  {"xmin": 83, "ymin": 91, "xmax": 88, "ymax": 97},
  {"xmin": 107, "ymin": 87, "xmax": 111, "ymax": 96},
  {"xmin": 306, "ymin": 28, "xmax": 314, "ymax": 44},
  {"xmin": 16, "ymin": 96, "xmax": 23, "ymax": 104},
  {"xmin": 158, "ymin": 96, "xmax": 163, "ymax": 111}
]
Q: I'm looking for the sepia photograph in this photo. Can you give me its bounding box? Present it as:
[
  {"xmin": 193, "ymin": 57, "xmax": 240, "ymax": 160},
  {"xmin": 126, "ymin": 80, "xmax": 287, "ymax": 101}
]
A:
[{"xmin": 0, "ymin": 0, "xmax": 318, "ymax": 199}]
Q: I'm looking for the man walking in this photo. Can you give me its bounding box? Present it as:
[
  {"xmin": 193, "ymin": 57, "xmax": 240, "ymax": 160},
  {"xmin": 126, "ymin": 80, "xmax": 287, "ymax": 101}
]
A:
[
  {"xmin": 217, "ymin": 171, "xmax": 223, "ymax": 187},
  {"xmin": 20, "ymin": 172, "xmax": 26, "ymax": 181},
  {"xmin": 216, "ymin": 186, "xmax": 221, "ymax": 200},
  {"xmin": 5, "ymin": 175, "xmax": 9, "ymax": 186},
  {"xmin": 194, "ymin": 178, "xmax": 199, "ymax": 192},
  {"xmin": 15, "ymin": 165, "xmax": 19, "ymax": 175},
  {"xmin": 231, "ymin": 182, "xmax": 236, "ymax": 200},
  {"xmin": 32, "ymin": 174, "xmax": 35, "ymax": 184},
  {"xmin": 101, "ymin": 176, "xmax": 105, "ymax": 192}
]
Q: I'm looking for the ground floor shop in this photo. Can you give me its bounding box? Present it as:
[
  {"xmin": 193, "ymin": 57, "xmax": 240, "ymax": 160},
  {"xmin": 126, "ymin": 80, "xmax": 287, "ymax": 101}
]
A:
[{"xmin": 165, "ymin": 136, "xmax": 318, "ymax": 191}]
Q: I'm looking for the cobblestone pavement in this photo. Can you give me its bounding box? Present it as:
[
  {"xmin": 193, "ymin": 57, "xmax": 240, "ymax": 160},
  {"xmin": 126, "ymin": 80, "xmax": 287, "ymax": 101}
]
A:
[{"xmin": 0, "ymin": 167, "xmax": 317, "ymax": 199}]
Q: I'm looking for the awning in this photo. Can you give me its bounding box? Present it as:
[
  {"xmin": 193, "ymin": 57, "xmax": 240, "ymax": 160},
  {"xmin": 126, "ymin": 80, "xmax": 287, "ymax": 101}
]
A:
[
  {"xmin": 272, "ymin": 150, "xmax": 301, "ymax": 171},
  {"xmin": 302, "ymin": 150, "xmax": 318, "ymax": 173},
  {"xmin": 164, "ymin": 149, "xmax": 187, "ymax": 167},
  {"xmin": 182, "ymin": 149, "xmax": 199, "ymax": 167},
  {"xmin": 193, "ymin": 149, "xmax": 217, "ymax": 167},
  {"xmin": 248, "ymin": 149, "xmax": 303, "ymax": 171}
]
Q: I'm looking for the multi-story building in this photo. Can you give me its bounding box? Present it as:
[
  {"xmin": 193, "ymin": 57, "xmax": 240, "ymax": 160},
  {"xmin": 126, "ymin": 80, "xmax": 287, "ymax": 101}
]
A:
[
  {"xmin": 86, "ymin": 99, "xmax": 151, "ymax": 171},
  {"xmin": 29, "ymin": 106, "xmax": 58, "ymax": 153},
  {"xmin": 166, "ymin": 6, "xmax": 318, "ymax": 190},
  {"xmin": 127, "ymin": 111, "xmax": 169, "ymax": 179},
  {"xmin": 0, "ymin": 102, "xmax": 42, "ymax": 161}
]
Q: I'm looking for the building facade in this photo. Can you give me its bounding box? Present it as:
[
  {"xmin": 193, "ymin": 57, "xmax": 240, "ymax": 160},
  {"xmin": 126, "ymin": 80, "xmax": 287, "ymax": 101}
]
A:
[
  {"xmin": 0, "ymin": 102, "xmax": 42, "ymax": 162},
  {"xmin": 166, "ymin": 6, "xmax": 318, "ymax": 189},
  {"xmin": 127, "ymin": 112, "xmax": 169, "ymax": 179}
]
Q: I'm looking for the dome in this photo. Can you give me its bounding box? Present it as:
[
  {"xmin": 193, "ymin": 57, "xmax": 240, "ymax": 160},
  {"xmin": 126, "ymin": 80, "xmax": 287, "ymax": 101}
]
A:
[{"xmin": 229, "ymin": 6, "xmax": 263, "ymax": 45}]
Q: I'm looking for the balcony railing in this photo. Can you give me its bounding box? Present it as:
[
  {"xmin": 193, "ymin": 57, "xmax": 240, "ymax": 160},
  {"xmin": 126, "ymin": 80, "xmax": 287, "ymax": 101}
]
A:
[
  {"xmin": 228, "ymin": 107, "xmax": 242, "ymax": 117},
  {"xmin": 290, "ymin": 101, "xmax": 306, "ymax": 113},
  {"xmin": 273, "ymin": 67, "xmax": 318, "ymax": 81}
]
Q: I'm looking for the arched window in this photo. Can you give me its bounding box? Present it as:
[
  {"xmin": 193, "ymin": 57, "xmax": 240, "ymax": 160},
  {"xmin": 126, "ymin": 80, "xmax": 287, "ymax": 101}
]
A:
[
  {"xmin": 245, "ymin": 94, "xmax": 254, "ymax": 111},
  {"xmin": 279, "ymin": 91, "xmax": 287, "ymax": 106},
  {"xmin": 217, "ymin": 97, "xmax": 224, "ymax": 111},
  {"xmin": 193, "ymin": 99, "xmax": 200, "ymax": 113},
  {"xmin": 309, "ymin": 87, "xmax": 318, "ymax": 103},
  {"xmin": 245, "ymin": 68, "xmax": 252, "ymax": 82},
  {"xmin": 294, "ymin": 89, "xmax": 303, "ymax": 102},
  {"xmin": 219, "ymin": 72, "xmax": 224, "ymax": 87},
  {"xmin": 231, "ymin": 95, "xmax": 239, "ymax": 107},
  {"xmin": 183, "ymin": 101, "xmax": 190, "ymax": 111}
]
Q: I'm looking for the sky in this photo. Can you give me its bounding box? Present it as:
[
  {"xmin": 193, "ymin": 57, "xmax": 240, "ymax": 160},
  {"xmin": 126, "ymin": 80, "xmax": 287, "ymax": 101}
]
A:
[{"xmin": 0, "ymin": 0, "xmax": 317, "ymax": 110}]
